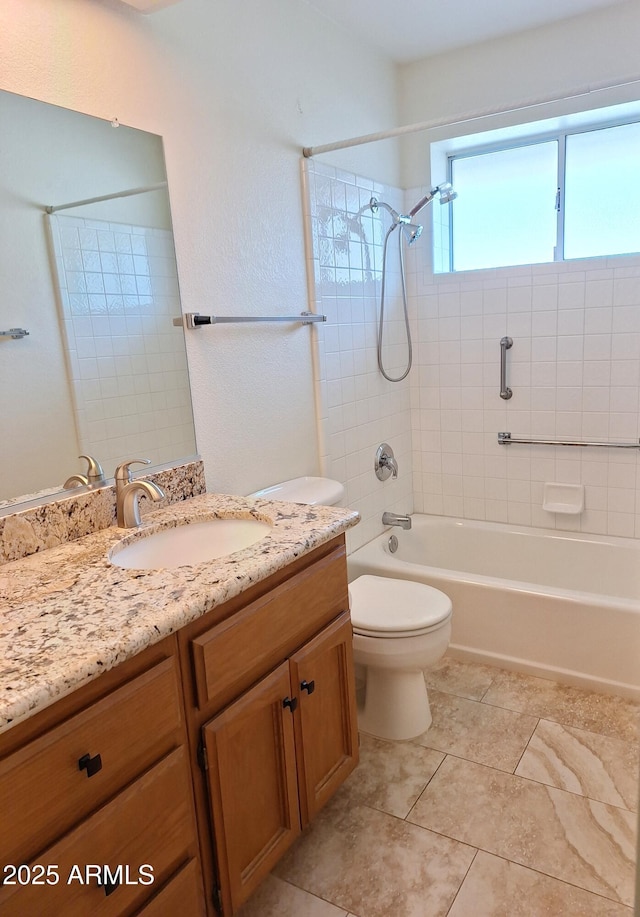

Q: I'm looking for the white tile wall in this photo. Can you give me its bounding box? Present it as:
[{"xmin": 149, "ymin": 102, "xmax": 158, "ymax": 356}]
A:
[
  {"xmin": 303, "ymin": 161, "xmax": 413, "ymax": 551},
  {"xmin": 305, "ymin": 163, "xmax": 640, "ymax": 543},
  {"xmin": 49, "ymin": 215, "xmax": 196, "ymax": 475},
  {"xmin": 409, "ymin": 252, "xmax": 640, "ymax": 537}
]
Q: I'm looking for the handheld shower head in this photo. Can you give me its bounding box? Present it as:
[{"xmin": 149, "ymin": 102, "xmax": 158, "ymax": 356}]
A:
[
  {"xmin": 408, "ymin": 182, "xmax": 458, "ymax": 218},
  {"xmin": 437, "ymin": 182, "xmax": 458, "ymax": 205}
]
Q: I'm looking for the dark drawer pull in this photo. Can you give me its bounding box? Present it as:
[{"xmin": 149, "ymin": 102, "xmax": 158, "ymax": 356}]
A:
[
  {"xmin": 78, "ymin": 752, "xmax": 103, "ymax": 777},
  {"xmin": 300, "ymin": 680, "xmax": 315, "ymax": 695},
  {"xmin": 282, "ymin": 696, "xmax": 298, "ymax": 713}
]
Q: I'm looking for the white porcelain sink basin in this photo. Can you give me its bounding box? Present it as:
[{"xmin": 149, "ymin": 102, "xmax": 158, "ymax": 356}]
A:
[{"xmin": 110, "ymin": 518, "xmax": 272, "ymax": 570}]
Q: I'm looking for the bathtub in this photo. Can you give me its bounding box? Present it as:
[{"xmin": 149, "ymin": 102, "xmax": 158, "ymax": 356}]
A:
[{"xmin": 347, "ymin": 515, "xmax": 640, "ymax": 700}]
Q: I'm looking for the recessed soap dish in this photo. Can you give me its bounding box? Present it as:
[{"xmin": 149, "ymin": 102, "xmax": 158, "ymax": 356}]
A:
[{"xmin": 542, "ymin": 482, "xmax": 584, "ymax": 514}]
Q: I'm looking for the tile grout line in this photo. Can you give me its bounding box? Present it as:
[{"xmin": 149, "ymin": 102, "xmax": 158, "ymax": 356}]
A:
[
  {"xmin": 443, "ymin": 847, "xmax": 480, "ymax": 917},
  {"xmin": 400, "ymin": 802, "xmax": 634, "ymax": 911},
  {"xmin": 511, "ymin": 714, "xmax": 541, "ymax": 775},
  {"xmin": 403, "ymin": 750, "xmax": 450, "ymax": 823}
]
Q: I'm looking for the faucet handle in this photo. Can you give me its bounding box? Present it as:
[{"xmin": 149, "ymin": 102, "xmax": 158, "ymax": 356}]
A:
[
  {"xmin": 114, "ymin": 458, "xmax": 151, "ymax": 484},
  {"xmin": 375, "ymin": 443, "xmax": 398, "ymax": 481},
  {"xmin": 78, "ymin": 454, "xmax": 106, "ymax": 485}
]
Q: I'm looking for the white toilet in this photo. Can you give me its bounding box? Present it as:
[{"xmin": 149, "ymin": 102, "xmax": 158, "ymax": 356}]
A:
[
  {"xmin": 248, "ymin": 476, "xmax": 453, "ymax": 741},
  {"xmin": 349, "ymin": 575, "xmax": 452, "ymax": 741}
]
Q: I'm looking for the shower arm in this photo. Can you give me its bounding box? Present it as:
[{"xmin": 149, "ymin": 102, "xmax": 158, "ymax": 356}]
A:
[{"xmin": 369, "ymin": 197, "xmax": 406, "ymax": 224}]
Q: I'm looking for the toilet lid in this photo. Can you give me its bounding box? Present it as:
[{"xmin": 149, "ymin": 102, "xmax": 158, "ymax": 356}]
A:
[{"xmin": 349, "ymin": 575, "xmax": 452, "ymax": 637}]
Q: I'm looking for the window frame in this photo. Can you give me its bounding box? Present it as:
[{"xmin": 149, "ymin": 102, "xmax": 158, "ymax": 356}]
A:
[{"xmin": 445, "ymin": 112, "xmax": 640, "ymax": 272}]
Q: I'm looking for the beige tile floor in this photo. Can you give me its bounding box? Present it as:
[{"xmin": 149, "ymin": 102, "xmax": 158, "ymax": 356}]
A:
[{"xmin": 237, "ymin": 657, "xmax": 640, "ymax": 917}]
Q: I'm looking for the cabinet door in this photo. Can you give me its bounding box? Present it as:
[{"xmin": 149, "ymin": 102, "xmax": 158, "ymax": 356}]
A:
[
  {"xmin": 290, "ymin": 612, "xmax": 359, "ymax": 825},
  {"xmin": 202, "ymin": 662, "xmax": 301, "ymax": 915}
]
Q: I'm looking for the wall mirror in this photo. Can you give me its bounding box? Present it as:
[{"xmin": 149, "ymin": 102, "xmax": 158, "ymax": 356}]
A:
[{"xmin": 0, "ymin": 89, "xmax": 197, "ymax": 509}]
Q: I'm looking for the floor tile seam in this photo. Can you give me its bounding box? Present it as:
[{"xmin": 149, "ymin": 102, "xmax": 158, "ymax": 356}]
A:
[
  {"xmin": 532, "ymin": 714, "xmax": 640, "ymax": 752},
  {"xmin": 401, "ymin": 814, "xmax": 633, "ymax": 909},
  {"xmin": 478, "ymin": 674, "xmax": 498, "ymax": 702},
  {"xmin": 415, "ymin": 733, "xmax": 537, "ymax": 775},
  {"xmin": 510, "ymin": 714, "xmax": 540, "ymax": 775},
  {"xmin": 443, "ymin": 847, "xmax": 480, "ymax": 917},
  {"xmin": 466, "ymin": 848, "xmax": 636, "ymax": 911},
  {"xmin": 477, "ymin": 696, "xmax": 635, "ymax": 741},
  {"xmin": 431, "ymin": 685, "xmax": 539, "ymax": 722},
  {"xmin": 275, "ymin": 876, "xmax": 351, "ymax": 915},
  {"xmin": 355, "ymin": 796, "xmax": 481, "ymax": 864},
  {"xmin": 419, "ymin": 750, "xmax": 638, "ymax": 817},
  {"xmin": 429, "ymin": 685, "xmax": 497, "ymax": 706},
  {"xmin": 403, "ymin": 750, "xmax": 450, "ymax": 822},
  {"xmin": 513, "ymin": 755, "xmax": 639, "ymax": 815},
  {"xmin": 406, "ymin": 738, "xmax": 637, "ymax": 815}
]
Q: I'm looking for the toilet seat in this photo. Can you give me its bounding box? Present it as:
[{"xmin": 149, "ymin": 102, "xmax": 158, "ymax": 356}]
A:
[{"xmin": 349, "ymin": 575, "xmax": 452, "ymax": 639}]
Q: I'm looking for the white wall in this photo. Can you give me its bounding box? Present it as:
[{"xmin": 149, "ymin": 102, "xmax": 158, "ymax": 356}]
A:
[
  {"xmin": 397, "ymin": 0, "xmax": 640, "ymax": 188},
  {"xmin": 0, "ymin": 0, "xmax": 397, "ymax": 497}
]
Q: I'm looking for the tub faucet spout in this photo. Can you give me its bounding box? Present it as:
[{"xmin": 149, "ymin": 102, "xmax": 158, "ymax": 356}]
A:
[{"xmin": 382, "ymin": 511, "xmax": 412, "ymax": 530}]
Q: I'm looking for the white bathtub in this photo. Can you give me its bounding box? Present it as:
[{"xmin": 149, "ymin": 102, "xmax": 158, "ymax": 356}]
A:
[{"xmin": 347, "ymin": 515, "xmax": 640, "ymax": 700}]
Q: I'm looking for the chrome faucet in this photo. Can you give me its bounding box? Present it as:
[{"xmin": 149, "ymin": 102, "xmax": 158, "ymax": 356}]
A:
[
  {"xmin": 382, "ymin": 511, "xmax": 412, "ymax": 530},
  {"xmin": 115, "ymin": 459, "xmax": 165, "ymax": 528},
  {"xmin": 375, "ymin": 443, "xmax": 398, "ymax": 481}
]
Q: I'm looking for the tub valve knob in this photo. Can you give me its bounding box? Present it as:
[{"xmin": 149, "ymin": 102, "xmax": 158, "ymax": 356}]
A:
[{"xmin": 375, "ymin": 443, "xmax": 398, "ymax": 481}]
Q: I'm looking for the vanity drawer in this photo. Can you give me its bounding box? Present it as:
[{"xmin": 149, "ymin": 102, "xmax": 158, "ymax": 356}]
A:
[
  {"xmin": 191, "ymin": 544, "xmax": 348, "ymax": 712},
  {"xmin": 0, "ymin": 747, "xmax": 196, "ymax": 916},
  {"xmin": 136, "ymin": 859, "xmax": 206, "ymax": 916},
  {"xmin": 0, "ymin": 657, "xmax": 183, "ymax": 866}
]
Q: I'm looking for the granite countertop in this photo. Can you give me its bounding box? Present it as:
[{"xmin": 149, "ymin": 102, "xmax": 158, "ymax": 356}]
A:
[{"xmin": 0, "ymin": 493, "xmax": 359, "ymax": 734}]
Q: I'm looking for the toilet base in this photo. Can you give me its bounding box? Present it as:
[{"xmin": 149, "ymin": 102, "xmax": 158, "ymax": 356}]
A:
[{"xmin": 359, "ymin": 667, "xmax": 432, "ymax": 741}]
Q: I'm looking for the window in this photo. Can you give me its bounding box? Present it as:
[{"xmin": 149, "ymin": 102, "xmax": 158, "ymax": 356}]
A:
[
  {"xmin": 451, "ymin": 142, "xmax": 557, "ymax": 272},
  {"xmin": 564, "ymin": 122, "xmax": 640, "ymax": 260},
  {"xmin": 446, "ymin": 117, "xmax": 640, "ymax": 272}
]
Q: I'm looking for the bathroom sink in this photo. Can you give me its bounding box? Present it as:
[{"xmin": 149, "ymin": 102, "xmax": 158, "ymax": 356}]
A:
[{"xmin": 109, "ymin": 518, "xmax": 272, "ymax": 570}]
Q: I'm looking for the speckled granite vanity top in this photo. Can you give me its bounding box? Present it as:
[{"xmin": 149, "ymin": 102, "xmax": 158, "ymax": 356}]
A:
[{"xmin": 0, "ymin": 493, "xmax": 359, "ymax": 733}]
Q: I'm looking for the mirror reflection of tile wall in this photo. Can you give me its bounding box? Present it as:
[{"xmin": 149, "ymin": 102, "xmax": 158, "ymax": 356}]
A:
[{"xmin": 49, "ymin": 213, "xmax": 196, "ymax": 473}]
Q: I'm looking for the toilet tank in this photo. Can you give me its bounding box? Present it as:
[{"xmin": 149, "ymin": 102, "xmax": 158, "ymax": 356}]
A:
[{"xmin": 248, "ymin": 476, "xmax": 344, "ymax": 506}]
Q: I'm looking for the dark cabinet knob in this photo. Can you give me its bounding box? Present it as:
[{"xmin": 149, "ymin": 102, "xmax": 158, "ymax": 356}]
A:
[
  {"xmin": 282, "ymin": 696, "xmax": 298, "ymax": 713},
  {"xmin": 78, "ymin": 752, "xmax": 102, "ymax": 777},
  {"xmin": 300, "ymin": 680, "xmax": 315, "ymax": 695}
]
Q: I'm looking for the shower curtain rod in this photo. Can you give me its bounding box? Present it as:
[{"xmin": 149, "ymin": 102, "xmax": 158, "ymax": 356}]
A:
[
  {"xmin": 302, "ymin": 74, "xmax": 640, "ymax": 158},
  {"xmin": 45, "ymin": 181, "xmax": 168, "ymax": 214}
]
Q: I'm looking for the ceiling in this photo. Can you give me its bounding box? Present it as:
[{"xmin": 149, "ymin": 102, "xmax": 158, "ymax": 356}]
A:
[{"xmin": 303, "ymin": 0, "xmax": 629, "ymax": 63}]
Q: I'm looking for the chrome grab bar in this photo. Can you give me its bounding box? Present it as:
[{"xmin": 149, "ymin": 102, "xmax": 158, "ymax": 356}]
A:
[
  {"xmin": 498, "ymin": 432, "xmax": 640, "ymax": 449},
  {"xmin": 174, "ymin": 311, "xmax": 326, "ymax": 329},
  {"xmin": 499, "ymin": 336, "xmax": 513, "ymax": 400}
]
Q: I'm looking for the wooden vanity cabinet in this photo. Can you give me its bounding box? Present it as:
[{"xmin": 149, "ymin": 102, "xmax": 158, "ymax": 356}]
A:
[
  {"xmin": 0, "ymin": 533, "xmax": 357, "ymax": 917},
  {"xmin": 0, "ymin": 636, "xmax": 206, "ymax": 917},
  {"xmin": 181, "ymin": 536, "xmax": 359, "ymax": 916}
]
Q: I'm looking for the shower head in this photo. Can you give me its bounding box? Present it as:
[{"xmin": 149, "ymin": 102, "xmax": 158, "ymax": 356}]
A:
[
  {"xmin": 408, "ymin": 182, "xmax": 458, "ymax": 218},
  {"xmin": 437, "ymin": 182, "xmax": 458, "ymax": 205},
  {"xmin": 401, "ymin": 222, "xmax": 423, "ymax": 245}
]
